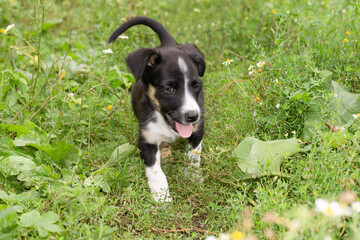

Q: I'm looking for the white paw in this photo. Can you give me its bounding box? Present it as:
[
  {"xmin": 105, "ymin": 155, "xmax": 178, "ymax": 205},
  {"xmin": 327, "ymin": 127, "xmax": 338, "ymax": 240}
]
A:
[{"xmin": 152, "ymin": 189, "xmax": 172, "ymax": 202}]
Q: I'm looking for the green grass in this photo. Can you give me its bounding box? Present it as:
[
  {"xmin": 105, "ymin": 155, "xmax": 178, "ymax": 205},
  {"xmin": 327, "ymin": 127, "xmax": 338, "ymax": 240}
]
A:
[{"xmin": 1, "ymin": 0, "xmax": 360, "ymax": 239}]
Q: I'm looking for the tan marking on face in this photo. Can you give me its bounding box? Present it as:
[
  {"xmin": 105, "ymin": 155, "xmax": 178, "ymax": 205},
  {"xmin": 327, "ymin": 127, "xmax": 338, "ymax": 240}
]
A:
[{"xmin": 148, "ymin": 85, "xmax": 161, "ymax": 111}]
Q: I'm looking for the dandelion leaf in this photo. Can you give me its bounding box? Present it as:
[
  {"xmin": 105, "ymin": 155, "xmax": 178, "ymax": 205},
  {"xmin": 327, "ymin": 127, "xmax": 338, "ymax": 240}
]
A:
[
  {"xmin": 303, "ymin": 70, "xmax": 360, "ymax": 139},
  {"xmin": 232, "ymin": 137, "xmax": 302, "ymax": 178}
]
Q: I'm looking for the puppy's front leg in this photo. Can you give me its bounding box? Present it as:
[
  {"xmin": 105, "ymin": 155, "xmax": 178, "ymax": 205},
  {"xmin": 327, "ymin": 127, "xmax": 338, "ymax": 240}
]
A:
[{"xmin": 139, "ymin": 138, "xmax": 172, "ymax": 202}]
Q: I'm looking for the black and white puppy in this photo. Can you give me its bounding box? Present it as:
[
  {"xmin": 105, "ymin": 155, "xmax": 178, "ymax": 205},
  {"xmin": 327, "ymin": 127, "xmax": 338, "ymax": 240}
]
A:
[{"xmin": 107, "ymin": 16, "xmax": 205, "ymax": 202}]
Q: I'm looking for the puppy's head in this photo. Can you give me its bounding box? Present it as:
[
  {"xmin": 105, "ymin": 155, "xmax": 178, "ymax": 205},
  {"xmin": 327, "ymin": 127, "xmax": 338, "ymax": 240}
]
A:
[{"xmin": 126, "ymin": 46, "xmax": 205, "ymax": 138}]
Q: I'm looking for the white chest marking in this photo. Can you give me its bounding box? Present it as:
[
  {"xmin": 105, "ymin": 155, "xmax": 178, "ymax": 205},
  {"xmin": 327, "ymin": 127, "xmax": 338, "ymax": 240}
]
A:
[{"xmin": 142, "ymin": 111, "xmax": 179, "ymax": 145}]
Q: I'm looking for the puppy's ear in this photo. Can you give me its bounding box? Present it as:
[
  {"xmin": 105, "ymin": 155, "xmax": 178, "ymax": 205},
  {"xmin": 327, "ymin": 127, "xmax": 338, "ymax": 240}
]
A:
[
  {"xmin": 179, "ymin": 44, "xmax": 206, "ymax": 77},
  {"xmin": 125, "ymin": 48, "xmax": 162, "ymax": 80}
]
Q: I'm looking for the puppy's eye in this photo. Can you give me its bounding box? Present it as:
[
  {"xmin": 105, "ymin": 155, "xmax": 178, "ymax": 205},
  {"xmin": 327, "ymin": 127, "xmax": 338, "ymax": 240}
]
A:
[
  {"xmin": 165, "ymin": 87, "xmax": 176, "ymax": 93},
  {"xmin": 192, "ymin": 81, "xmax": 201, "ymax": 90}
]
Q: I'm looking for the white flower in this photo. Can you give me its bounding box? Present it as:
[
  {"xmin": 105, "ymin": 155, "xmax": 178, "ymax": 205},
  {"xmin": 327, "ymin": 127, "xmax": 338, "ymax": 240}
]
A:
[
  {"xmin": 249, "ymin": 70, "xmax": 255, "ymax": 75},
  {"xmin": 248, "ymin": 65, "xmax": 254, "ymax": 71},
  {"xmin": 223, "ymin": 58, "xmax": 234, "ymax": 66},
  {"xmin": 205, "ymin": 236, "xmax": 217, "ymax": 240},
  {"xmin": 352, "ymin": 202, "xmax": 360, "ymax": 212},
  {"xmin": 103, "ymin": 48, "xmax": 113, "ymax": 54},
  {"xmin": 292, "ymin": 131, "xmax": 296, "ymax": 135},
  {"xmin": 253, "ymin": 111, "xmax": 257, "ymax": 116},
  {"xmin": 257, "ymin": 61, "xmax": 265, "ymax": 68},
  {"xmin": 118, "ymin": 35, "xmax": 129, "ymax": 39},
  {"xmin": 275, "ymin": 79, "xmax": 279, "ymax": 84},
  {"xmin": 4, "ymin": 24, "xmax": 15, "ymax": 34},
  {"xmin": 353, "ymin": 114, "xmax": 360, "ymax": 119},
  {"xmin": 218, "ymin": 233, "xmax": 231, "ymax": 240},
  {"xmin": 315, "ymin": 198, "xmax": 352, "ymax": 217},
  {"xmin": 276, "ymin": 104, "xmax": 280, "ymax": 109}
]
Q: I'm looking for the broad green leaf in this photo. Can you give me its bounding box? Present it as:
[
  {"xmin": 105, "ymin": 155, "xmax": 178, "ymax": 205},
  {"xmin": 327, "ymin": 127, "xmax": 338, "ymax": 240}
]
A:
[
  {"xmin": 303, "ymin": 70, "xmax": 360, "ymax": 139},
  {"xmin": 37, "ymin": 212, "xmax": 59, "ymax": 225},
  {"xmin": 104, "ymin": 143, "xmax": 135, "ymax": 167},
  {"xmin": 20, "ymin": 210, "xmax": 41, "ymax": 227},
  {"xmin": 232, "ymin": 137, "xmax": 302, "ymax": 178},
  {"xmin": 41, "ymin": 223, "xmax": 63, "ymax": 233},
  {"xmin": 1, "ymin": 155, "xmax": 36, "ymax": 176},
  {"xmin": 38, "ymin": 226, "xmax": 49, "ymax": 238}
]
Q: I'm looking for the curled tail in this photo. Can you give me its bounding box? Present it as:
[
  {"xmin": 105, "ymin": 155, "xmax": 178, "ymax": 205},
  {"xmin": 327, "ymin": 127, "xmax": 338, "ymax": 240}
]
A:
[{"xmin": 107, "ymin": 16, "xmax": 177, "ymax": 47}]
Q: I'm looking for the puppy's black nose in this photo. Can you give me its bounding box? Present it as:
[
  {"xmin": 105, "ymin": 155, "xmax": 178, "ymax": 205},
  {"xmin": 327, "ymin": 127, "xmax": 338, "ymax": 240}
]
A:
[{"xmin": 185, "ymin": 111, "xmax": 199, "ymax": 123}]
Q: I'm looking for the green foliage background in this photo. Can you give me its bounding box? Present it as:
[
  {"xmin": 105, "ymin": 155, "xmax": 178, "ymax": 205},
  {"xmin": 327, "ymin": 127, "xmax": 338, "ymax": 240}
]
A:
[{"xmin": 1, "ymin": 0, "xmax": 360, "ymax": 239}]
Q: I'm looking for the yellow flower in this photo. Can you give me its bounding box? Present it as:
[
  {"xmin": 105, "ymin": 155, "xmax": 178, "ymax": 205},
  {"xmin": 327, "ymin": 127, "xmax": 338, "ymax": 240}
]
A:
[
  {"xmin": 231, "ymin": 231, "xmax": 245, "ymax": 240},
  {"xmin": 107, "ymin": 105, "xmax": 113, "ymax": 111},
  {"xmin": 271, "ymin": 10, "xmax": 276, "ymax": 14},
  {"xmin": 256, "ymin": 96, "xmax": 260, "ymax": 102},
  {"xmin": 346, "ymin": 31, "xmax": 350, "ymax": 36},
  {"xmin": 0, "ymin": 29, "xmax": 5, "ymax": 34},
  {"xmin": 258, "ymin": 68, "xmax": 263, "ymax": 73},
  {"xmin": 344, "ymin": 38, "xmax": 348, "ymax": 43}
]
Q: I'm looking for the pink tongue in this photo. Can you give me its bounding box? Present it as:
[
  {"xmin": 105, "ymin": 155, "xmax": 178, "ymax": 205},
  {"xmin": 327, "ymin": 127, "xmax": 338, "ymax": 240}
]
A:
[{"xmin": 175, "ymin": 121, "xmax": 193, "ymax": 138}]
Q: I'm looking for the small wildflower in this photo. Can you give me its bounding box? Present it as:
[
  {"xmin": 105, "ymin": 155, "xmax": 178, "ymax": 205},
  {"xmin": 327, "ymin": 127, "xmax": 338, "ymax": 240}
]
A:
[
  {"xmin": 209, "ymin": 148, "xmax": 213, "ymax": 152},
  {"xmin": 67, "ymin": 92, "xmax": 74, "ymax": 98},
  {"xmin": 193, "ymin": 149, "xmax": 197, "ymax": 154},
  {"xmin": 346, "ymin": 31, "xmax": 350, "ymax": 36},
  {"xmin": 352, "ymin": 113, "xmax": 360, "ymax": 119},
  {"xmin": 258, "ymin": 68, "xmax": 263, "ymax": 73},
  {"xmin": 225, "ymin": 126, "xmax": 229, "ymax": 130},
  {"xmin": 253, "ymin": 111, "xmax": 257, "ymax": 116},
  {"xmin": 284, "ymin": 133, "xmax": 289, "ymax": 137},
  {"xmin": 218, "ymin": 233, "xmax": 231, "ymax": 240},
  {"xmin": 255, "ymin": 96, "xmax": 260, "ymax": 102},
  {"xmin": 292, "ymin": 131, "xmax": 296, "ymax": 135},
  {"xmin": 324, "ymin": 236, "xmax": 332, "ymax": 240},
  {"xmin": 256, "ymin": 61, "xmax": 265, "ymax": 68},
  {"xmin": 231, "ymin": 231, "xmax": 244, "ymax": 240},
  {"xmin": 275, "ymin": 79, "xmax": 279, "ymax": 84},
  {"xmin": 271, "ymin": 10, "xmax": 276, "ymax": 14},
  {"xmin": 342, "ymin": 9, "xmax": 347, "ymax": 14},
  {"xmin": 205, "ymin": 236, "xmax": 217, "ymax": 240},
  {"xmin": 248, "ymin": 65, "xmax": 254, "ymax": 71},
  {"xmin": 0, "ymin": 29, "xmax": 5, "ymax": 34},
  {"xmin": 352, "ymin": 202, "xmax": 360, "ymax": 212},
  {"xmin": 275, "ymin": 104, "xmax": 280, "ymax": 109},
  {"xmin": 193, "ymin": 8, "xmax": 200, "ymax": 13},
  {"xmin": 107, "ymin": 105, "xmax": 113, "ymax": 111},
  {"xmin": 223, "ymin": 58, "xmax": 234, "ymax": 66},
  {"xmin": 103, "ymin": 48, "xmax": 113, "ymax": 54},
  {"xmin": 315, "ymin": 199, "xmax": 352, "ymax": 217},
  {"xmin": 4, "ymin": 24, "xmax": 15, "ymax": 34},
  {"xmin": 118, "ymin": 35, "xmax": 129, "ymax": 39},
  {"xmin": 344, "ymin": 38, "xmax": 348, "ymax": 43},
  {"xmin": 249, "ymin": 70, "xmax": 255, "ymax": 75}
]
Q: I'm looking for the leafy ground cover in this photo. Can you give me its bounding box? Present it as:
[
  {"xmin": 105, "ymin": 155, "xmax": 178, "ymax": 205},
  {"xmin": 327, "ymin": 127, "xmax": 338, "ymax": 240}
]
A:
[{"xmin": 1, "ymin": 0, "xmax": 360, "ymax": 239}]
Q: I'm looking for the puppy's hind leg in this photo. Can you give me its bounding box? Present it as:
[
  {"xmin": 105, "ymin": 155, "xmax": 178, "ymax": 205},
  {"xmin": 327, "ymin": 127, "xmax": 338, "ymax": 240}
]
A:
[{"xmin": 139, "ymin": 137, "xmax": 172, "ymax": 202}]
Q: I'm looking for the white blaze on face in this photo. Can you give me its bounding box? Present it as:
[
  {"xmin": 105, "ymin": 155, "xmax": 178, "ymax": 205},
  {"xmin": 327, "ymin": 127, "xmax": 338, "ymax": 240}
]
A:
[{"xmin": 177, "ymin": 57, "xmax": 200, "ymax": 123}]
